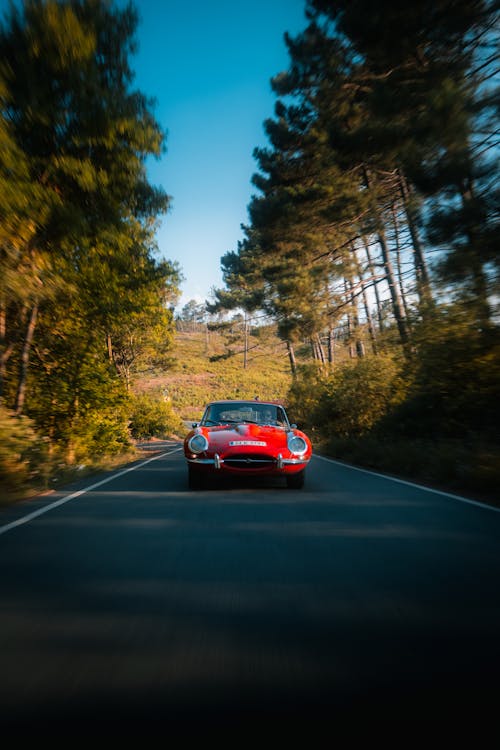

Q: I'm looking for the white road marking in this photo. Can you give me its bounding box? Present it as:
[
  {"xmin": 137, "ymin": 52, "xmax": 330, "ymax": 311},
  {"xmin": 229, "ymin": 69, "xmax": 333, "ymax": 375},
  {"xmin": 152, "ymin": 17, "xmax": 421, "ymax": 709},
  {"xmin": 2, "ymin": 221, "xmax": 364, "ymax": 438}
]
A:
[
  {"xmin": 313, "ymin": 454, "xmax": 500, "ymax": 512},
  {"xmin": 2, "ymin": 447, "xmax": 495, "ymax": 536},
  {"xmin": 0, "ymin": 446, "xmax": 182, "ymax": 536}
]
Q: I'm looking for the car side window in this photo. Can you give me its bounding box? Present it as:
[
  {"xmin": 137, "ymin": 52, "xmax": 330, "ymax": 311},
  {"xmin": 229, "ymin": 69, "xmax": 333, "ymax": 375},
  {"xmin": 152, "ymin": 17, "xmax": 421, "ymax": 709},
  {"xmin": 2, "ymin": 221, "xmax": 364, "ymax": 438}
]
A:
[{"xmin": 277, "ymin": 407, "xmax": 287, "ymax": 427}]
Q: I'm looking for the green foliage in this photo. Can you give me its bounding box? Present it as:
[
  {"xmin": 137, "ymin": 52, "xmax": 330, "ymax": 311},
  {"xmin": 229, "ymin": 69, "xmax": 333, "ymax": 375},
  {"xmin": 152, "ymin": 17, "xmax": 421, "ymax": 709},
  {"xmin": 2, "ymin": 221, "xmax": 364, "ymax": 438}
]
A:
[
  {"xmin": 213, "ymin": 0, "xmax": 497, "ymax": 367},
  {"xmin": 65, "ymin": 405, "xmax": 132, "ymax": 461},
  {"xmin": 178, "ymin": 299, "xmax": 207, "ymax": 326},
  {"xmin": 285, "ymin": 363, "xmax": 326, "ymax": 433},
  {"xmin": 287, "ymin": 314, "xmax": 500, "ymax": 497},
  {"xmin": 24, "ymin": 284, "xmax": 132, "ymax": 456},
  {"xmin": 0, "ymin": 406, "xmax": 47, "ymax": 500},
  {"xmin": 383, "ymin": 307, "xmax": 500, "ymax": 440},
  {"xmin": 129, "ymin": 393, "xmax": 185, "ymax": 440},
  {"xmin": 0, "ymin": 0, "xmax": 180, "ymax": 472},
  {"xmin": 288, "ymin": 353, "xmax": 407, "ymax": 440}
]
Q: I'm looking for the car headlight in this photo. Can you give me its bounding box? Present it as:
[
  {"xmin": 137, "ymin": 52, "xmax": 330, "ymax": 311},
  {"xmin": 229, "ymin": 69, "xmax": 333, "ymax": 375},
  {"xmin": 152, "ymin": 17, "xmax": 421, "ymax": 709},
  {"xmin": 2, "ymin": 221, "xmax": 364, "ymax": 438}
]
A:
[
  {"xmin": 288, "ymin": 435, "xmax": 307, "ymax": 455},
  {"xmin": 188, "ymin": 433, "xmax": 209, "ymax": 454}
]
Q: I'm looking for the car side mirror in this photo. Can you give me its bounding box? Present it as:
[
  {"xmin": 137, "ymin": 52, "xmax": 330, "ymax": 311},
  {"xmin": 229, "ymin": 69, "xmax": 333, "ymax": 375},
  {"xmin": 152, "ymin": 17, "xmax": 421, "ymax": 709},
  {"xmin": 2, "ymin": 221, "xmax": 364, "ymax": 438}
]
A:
[{"xmin": 192, "ymin": 422, "xmax": 198, "ymax": 428}]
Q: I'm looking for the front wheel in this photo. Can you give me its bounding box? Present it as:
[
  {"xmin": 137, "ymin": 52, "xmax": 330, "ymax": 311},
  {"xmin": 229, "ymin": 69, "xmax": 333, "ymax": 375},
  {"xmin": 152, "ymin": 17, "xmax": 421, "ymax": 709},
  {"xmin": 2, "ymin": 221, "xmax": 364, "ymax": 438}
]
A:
[{"xmin": 286, "ymin": 471, "xmax": 305, "ymax": 489}]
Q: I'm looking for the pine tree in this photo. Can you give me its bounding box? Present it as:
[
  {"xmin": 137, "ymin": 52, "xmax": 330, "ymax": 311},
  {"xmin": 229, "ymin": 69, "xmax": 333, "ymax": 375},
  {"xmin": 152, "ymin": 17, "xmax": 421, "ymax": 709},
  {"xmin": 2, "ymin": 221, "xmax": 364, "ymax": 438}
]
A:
[{"xmin": 307, "ymin": 0, "xmax": 499, "ymax": 328}]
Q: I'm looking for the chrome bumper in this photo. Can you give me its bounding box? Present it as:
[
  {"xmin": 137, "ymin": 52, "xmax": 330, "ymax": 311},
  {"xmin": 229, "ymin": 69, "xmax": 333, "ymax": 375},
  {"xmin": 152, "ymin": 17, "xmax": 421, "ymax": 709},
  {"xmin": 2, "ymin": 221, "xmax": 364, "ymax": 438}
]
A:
[{"xmin": 186, "ymin": 453, "xmax": 309, "ymax": 469}]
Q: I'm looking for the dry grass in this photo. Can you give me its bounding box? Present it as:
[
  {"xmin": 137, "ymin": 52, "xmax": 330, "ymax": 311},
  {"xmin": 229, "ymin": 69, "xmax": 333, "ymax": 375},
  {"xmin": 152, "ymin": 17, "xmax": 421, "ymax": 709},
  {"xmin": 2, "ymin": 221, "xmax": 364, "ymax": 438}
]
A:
[{"xmin": 134, "ymin": 327, "xmax": 294, "ymax": 422}]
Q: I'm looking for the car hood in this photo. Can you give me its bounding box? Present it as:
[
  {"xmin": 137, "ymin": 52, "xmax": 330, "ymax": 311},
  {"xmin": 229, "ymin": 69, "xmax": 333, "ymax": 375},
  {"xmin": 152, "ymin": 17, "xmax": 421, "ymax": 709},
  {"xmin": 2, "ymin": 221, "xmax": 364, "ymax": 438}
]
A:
[{"xmin": 204, "ymin": 422, "xmax": 289, "ymax": 450}]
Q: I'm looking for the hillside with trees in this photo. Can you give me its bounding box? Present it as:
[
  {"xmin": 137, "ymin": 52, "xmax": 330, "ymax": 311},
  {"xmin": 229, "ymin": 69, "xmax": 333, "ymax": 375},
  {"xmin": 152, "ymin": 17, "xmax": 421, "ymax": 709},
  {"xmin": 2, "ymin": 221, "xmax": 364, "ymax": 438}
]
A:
[{"xmin": 138, "ymin": 313, "xmax": 293, "ymax": 425}]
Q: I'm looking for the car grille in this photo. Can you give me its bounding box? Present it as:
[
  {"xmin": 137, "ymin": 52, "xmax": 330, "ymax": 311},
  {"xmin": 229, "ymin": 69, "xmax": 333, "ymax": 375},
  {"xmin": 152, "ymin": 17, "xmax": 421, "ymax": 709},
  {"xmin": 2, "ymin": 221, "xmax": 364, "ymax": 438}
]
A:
[{"xmin": 223, "ymin": 453, "xmax": 276, "ymax": 470}]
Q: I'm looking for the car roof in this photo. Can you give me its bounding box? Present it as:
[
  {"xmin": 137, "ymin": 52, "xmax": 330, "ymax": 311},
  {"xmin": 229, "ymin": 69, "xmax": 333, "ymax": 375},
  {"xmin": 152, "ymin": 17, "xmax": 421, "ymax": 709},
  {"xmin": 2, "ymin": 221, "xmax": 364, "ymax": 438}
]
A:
[{"xmin": 206, "ymin": 399, "xmax": 286, "ymax": 408}]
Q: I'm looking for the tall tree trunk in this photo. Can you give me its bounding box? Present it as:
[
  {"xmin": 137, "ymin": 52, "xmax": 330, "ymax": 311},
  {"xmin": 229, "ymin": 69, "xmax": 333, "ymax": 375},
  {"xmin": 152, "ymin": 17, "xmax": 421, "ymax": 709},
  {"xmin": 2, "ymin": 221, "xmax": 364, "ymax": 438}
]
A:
[
  {"xmin": 318, "ymin": 333, "xmax": 326, "ymax": 365},
  {"xmin": 459, "ymin": 178, "xmax": 491, "ymax": 330},
  {"xmin": 347, "ymin": 277, "xmax": 365, "ymax": 358},
  {"xmin": 361, "ymin": 235, "xmax": 384, "ymax": 331},
  {"xmin": 327, "ymin": 328, "xmax": 335, "ymax": 365},
  {"xmin": 312, "ymin": 333, "xmax": 326, "ymax": 365},
  {"xmin": 391, "ymin": 204, "xmax": 412, "ymax": 323},
  {"xmin": 106, "ymin": 332, "xmax": 113, "ymax": 362},
  {"xmin": 363, "ymin": 165, "xmax": 410, "ymax": 348},
  {"xmin": 398, "ymin": 171, "xmax": 432, "ymax": 306},
  {"xmin": 14, "ymin": 302, "xmax": 38, "ymax": 415},
  {"xmin": 286, "ymin": 340, "xmax": 297, "ymax": 377},
  {"xmin": 353, "ymin": 249, "xmax": 378, "ymax": 354},
  {"xmin": 243, "ymin": 313, "xmax": 248, "ymax": 369},
  {"xmin": 0, "ymin": 302, "xmax": 16, "ymax": 401},
  {"xmin": 377, "ymin": 230, "xmax": 410, "ymax": 350}
]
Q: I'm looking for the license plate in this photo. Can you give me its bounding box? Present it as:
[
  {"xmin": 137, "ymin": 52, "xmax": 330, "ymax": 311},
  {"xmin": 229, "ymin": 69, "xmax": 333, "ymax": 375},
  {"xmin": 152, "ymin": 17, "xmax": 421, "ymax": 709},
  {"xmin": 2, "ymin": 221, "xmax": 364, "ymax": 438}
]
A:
[{"xmin": 229, "ymin": 440, "xmax": 267, "ymax": 446}]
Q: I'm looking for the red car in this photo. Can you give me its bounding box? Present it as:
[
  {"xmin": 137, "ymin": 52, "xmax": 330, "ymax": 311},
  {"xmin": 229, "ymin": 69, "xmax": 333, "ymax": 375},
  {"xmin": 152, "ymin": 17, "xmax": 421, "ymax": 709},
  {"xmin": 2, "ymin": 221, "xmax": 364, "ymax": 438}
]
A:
[{"xmin": 184, "ymin": 399, "xmax": 312, "ymax": 490}]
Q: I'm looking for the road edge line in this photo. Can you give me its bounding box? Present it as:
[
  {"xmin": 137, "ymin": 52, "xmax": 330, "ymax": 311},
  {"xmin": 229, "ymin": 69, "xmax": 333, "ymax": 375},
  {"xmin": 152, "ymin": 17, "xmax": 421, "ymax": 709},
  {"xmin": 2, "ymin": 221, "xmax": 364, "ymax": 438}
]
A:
[
  {"xmin": 313, "ymin": 453, "xmax": 500, "ymax": 512},
  {"xmin": 0, "ymin": 446, "xmax": 182, "ymax": 536}
]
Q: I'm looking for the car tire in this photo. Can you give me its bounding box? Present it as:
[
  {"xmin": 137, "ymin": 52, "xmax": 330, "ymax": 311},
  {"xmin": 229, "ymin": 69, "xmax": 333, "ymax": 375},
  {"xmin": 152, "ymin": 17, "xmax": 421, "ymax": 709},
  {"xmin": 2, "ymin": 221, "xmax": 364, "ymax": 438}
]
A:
[
  {"xmin": 188, "ymin": 465, "xmax": 204, "ymax": 490},
  {"xmin": 286, "ymin": 471, "xmax": 305, "ymax": 489}
]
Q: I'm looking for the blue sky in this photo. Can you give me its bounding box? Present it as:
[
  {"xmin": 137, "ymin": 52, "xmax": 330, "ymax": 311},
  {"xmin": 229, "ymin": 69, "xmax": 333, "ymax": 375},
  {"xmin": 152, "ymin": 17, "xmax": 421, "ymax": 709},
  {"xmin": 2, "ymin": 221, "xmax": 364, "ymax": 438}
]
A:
[{"xmin": 129, "ymin": 0, "xmax": 307, "ymax": 309}]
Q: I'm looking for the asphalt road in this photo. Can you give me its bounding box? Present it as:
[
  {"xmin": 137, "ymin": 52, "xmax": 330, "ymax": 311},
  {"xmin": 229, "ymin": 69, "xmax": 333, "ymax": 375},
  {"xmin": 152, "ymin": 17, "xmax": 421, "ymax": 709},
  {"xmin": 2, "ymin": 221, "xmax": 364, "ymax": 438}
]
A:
[{"xmin": 0, "ymin": 443, "xmax": 499, "ymax": 741}]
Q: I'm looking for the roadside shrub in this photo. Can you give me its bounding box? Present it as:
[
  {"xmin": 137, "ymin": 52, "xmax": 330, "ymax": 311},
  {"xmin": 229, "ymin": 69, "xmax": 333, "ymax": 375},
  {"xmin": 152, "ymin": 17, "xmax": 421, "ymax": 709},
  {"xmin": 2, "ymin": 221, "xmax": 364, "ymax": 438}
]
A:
[
  {"xmin": 325, "ymin": 354, "xmax": 407, "ymax": 438},
  {"xmin": 386, "ymin": 316, "xmax": 500, "ymax": 441},
  {"xmin": 66, "ymin": 406, "xmax": 132, "ymax": 461},
  {"xmin": 0, "ymin": 407, "xmax": 47, "ymax": 500},
  {"xmin": 129, "ymin": 393, "xmax": 185, "ymax": 440},
  {"xmin": 287, "ymin": 363, "xmax": 328, "ymax": 438},
  {"xmin": 288, "ymin": 353, "xmax": 407, "ymax": 441}
]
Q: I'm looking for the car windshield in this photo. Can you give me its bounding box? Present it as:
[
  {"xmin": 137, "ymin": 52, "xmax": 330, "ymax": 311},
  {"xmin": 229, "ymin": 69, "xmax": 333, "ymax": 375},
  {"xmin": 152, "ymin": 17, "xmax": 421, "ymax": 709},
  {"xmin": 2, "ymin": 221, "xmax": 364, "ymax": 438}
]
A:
[{"xmin": 202, "ymin": 402, "xmax": 288, "ymax": 427}]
